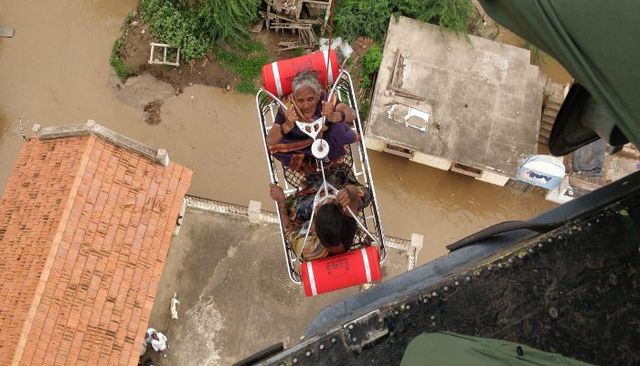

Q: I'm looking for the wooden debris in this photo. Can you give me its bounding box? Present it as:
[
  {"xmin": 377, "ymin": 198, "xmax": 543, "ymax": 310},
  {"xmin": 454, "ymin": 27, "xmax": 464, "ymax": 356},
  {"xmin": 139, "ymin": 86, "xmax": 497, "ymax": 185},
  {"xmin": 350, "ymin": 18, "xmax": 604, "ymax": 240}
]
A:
[
  {"xmin": 386, "ymin": 50, "xmax": 425, "ymax": 101},
  {"xmin": 148, "ymin": 43, "xmax": 180, "ymax": 67},
  {"xmin": 0, "ymin": 27, "xmax": 15, "ymax": 38},
  {"xmin": 389, "ymin": 86, "xmax": 427, "ymax": 102},
  {"xmin": 260, "ymin": 0, "xmax": 332, "ymax": 51}
]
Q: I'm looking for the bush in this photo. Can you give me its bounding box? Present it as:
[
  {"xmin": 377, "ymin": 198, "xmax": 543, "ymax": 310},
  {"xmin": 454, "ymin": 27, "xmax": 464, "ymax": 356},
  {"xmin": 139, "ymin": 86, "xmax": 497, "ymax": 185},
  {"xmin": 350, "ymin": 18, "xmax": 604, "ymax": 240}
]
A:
[
  {"xmin": 334, "ymin": 0, "xmax": 473, "ymax": 43},
  {"xmin": 194, "ymin": 0, "xmax": 262, "ymax": 45},
  {"xmin": 139, "ymin": 0, "xmax": 261, "ymax": 61},
  {"xmin": 334, "ymin": 0, "xmax": 392, "ymax": 43},
  {"xmin": 360, "ymin": 43, "xmax": 383, "ymax": 89},
  {"xmin": 396, "ymin": 0, "xmax": 473, "ymax": 34},
  {"xmin": 214, "ymin": 42, "xmax": 270, "ymax": 93},
  {"xmin": 110, "ymin": 38, "xmax": 130, "ymax": 81},
  {"xmin": 139, "ymin": 0, "xmax": 209, "ymax": 61}
]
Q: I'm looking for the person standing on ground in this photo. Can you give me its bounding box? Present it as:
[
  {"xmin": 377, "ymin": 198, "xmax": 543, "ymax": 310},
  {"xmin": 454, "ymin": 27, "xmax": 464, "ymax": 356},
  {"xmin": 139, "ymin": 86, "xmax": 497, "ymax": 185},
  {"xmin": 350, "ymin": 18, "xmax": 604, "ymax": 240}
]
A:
[{"xmin": 144, "ymin": 328, "xmax": 168, "ymax": 352}]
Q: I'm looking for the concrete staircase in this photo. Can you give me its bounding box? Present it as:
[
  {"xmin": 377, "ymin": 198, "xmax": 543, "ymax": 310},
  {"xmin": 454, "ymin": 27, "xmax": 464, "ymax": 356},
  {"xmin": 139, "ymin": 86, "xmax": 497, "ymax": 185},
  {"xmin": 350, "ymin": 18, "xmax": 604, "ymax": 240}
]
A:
[
  {"xmin": 539, "ymin": 80, "xmax": 569, "ymax": 145},
  {"xmin": 539, "ymin": 100, "xmax": 561, "ymax": 144}
]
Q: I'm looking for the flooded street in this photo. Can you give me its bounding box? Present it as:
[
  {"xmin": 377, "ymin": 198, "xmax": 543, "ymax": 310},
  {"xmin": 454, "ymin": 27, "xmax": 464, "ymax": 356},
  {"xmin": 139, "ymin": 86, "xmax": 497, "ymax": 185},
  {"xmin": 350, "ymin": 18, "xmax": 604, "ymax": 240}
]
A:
[
  {"xmin": 369, "ymin": 152, "xmax": 555, "ymax": 262},
  {"xmin": 0, "ymin": 0, "xmax": 140, "ymax": 182},
  {"xmin": 0, "ymin": 0, "xmax": 270, "ymax": 205},
  {"xmin": 0, "ymin": 0, "xmax": 555, "ymax": 267}
]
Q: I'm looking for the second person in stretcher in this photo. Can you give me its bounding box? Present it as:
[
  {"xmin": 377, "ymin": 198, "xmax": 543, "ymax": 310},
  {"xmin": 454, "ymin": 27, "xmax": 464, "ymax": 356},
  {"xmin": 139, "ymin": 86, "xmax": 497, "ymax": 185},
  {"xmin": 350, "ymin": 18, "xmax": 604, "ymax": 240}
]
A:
[
  {"xmin": 269, "ymin": 164, "xmax": 371, "ymax": 261},
  {"xmin": 266, "ymin": 70, "xmax": 358, "ymax": 173}
]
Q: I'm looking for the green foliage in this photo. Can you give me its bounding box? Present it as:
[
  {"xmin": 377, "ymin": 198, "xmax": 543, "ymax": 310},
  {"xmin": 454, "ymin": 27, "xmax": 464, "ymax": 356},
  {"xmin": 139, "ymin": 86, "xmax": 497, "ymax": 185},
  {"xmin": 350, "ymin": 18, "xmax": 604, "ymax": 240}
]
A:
[
  {"xmin": 110, "ymin": 38, "xmax": 130, "ymax": 82},
  {"xmin": 334, "ymin": 0, "xmax": 473, "ymax": 42},
  {"xmin": 396, "ymin": 0, "xmax": 473, "ymax": 34},
  {"xmin": 139, "ymin": 0, "xmax": 208, "ymax": 60},
  {"xmin": 334, "ymin": 0, "xmax": 392, "ymax": 43},
  {"xmin": 357, "ymin": 44, "xmax": 383, "ymax": 120},
  {"xmin": 359, "ymin": 98, "xmax": 371, "ymax": 122},
  {"xmin": 195, "ymin": 0, "xmax": 262, "ymax": 45},
  {"xmin": 292, "ymin": 47, "xmax": 307, "ymax": 57},
  {"xmin": 360, "ymin": 43, "xmax": 383, "ymax": 90},
  {"xmin": 139, "ymin": 0, "xmax": 261, "ymax": 61},
  {"xmin": 214, "ymin": 42, "xmax": 269, "ymax": 79},
  {"xmin": 236, "ymin": 79, "xmax": 258, "ymax": 94},
  {"xmin": 214, "ymin": 42, "xmax": 270, "ymax": 93}
]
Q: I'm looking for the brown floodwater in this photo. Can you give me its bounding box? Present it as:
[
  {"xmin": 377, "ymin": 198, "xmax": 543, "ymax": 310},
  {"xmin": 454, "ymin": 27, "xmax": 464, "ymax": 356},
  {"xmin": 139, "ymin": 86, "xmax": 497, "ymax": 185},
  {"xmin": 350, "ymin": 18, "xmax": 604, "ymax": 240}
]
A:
[
  {"xmin": 0, "ymin": 0, "xmax": 269, "ymax": 207},
  {"xmin": 0, "ymin": 0, "xmax": 556, "ymax": 268},
  {"xmin": 497, "ymin": 30, "xmax": 573, "ymax": 85},
  {"xmin": 0, "ymin": 0, "xmax": 140, "ymax": 179},
  {"xmin": 369, "ymin": 152, "xmax": 555, "ymax": 263}
]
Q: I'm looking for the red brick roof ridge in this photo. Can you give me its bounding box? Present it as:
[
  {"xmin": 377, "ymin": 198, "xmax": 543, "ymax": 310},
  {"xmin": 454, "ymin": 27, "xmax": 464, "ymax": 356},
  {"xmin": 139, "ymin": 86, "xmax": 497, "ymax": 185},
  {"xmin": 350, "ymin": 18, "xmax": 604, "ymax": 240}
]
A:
[
  {"xmin": 32, "ymin": 120, "xmax": 170, "ymax": 167},
  {"xmin": 10, "ymin": 135, "xmax": 97, "ymax": 365}
]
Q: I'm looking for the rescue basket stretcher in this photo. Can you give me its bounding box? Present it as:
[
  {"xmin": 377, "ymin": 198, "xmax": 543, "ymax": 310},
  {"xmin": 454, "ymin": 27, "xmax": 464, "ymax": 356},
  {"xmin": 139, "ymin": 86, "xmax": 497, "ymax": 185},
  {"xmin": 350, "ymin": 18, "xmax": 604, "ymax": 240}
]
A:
[{"xmin": 255, "ymin": 50, "xmax": 386, "ymax": 295}]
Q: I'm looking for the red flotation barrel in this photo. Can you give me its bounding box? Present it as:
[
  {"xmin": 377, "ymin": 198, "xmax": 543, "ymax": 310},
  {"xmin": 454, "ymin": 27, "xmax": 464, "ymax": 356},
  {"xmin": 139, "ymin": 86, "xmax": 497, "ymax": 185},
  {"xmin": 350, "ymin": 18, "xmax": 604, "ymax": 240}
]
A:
[
  {"xmin": 301, "ymin": 246, "xmax": 381, "ymax": 297},
  {"xmin": 262, "ymin": 50, "xmax": 339, "ymax": 97}
]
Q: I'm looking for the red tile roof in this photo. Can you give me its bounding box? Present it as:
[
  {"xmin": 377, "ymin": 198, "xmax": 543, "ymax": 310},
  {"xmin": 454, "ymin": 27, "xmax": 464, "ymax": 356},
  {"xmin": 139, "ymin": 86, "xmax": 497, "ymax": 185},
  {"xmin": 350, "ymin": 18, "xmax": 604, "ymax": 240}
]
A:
[{"xmin": 0, "ymin": 131, "xmax": 192, "ymax": 366}]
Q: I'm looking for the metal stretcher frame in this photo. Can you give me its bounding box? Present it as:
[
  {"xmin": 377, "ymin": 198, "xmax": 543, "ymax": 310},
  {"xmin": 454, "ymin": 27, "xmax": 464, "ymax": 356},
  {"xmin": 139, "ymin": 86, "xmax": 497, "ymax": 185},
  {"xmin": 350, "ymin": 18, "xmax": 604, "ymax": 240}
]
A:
[{"xmin": 256, "ymin": 69, "xmax": 386, "ymax": 284}]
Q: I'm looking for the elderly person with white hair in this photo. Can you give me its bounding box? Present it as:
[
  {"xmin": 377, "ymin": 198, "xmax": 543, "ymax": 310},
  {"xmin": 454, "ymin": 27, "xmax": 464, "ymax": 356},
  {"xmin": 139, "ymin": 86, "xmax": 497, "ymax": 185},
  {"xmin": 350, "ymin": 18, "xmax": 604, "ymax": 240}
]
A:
[{"xmin": 266, "ymin": 70, "xmax": 357, "ymax": 173}]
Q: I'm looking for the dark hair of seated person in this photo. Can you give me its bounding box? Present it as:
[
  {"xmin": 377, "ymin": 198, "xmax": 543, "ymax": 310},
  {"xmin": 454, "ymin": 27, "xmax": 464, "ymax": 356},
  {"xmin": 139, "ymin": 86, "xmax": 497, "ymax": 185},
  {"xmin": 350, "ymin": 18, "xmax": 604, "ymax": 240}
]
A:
[{"xmin": 315, "ymin": 202, "xmax": 357, "ymax": 253}]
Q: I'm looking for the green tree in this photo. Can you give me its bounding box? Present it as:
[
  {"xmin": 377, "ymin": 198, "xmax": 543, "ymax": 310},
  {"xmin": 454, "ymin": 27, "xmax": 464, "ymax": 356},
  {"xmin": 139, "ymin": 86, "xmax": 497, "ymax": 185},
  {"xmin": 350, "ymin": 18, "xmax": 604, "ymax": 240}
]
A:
[
  {"xmin": 139, "ymin": 0, "xmax": 261, "ymax": 61},
  {"xmin": 360, "ymin": 43, "xmax": 383, "ymax": 89},
  {"xmin": 396, "ymin": 0, "xmax": 473, "ymax": 34},
  {"xmin": 334, "ymin": 0, "xmax": 392, "ymax": 43},
  {"xmin": 195, "ymin": 0, "xmax": 262, "ymax": 45},
  {"xmin": 334, "ymin": 0, "xmax": 473, "ymax": 43}
]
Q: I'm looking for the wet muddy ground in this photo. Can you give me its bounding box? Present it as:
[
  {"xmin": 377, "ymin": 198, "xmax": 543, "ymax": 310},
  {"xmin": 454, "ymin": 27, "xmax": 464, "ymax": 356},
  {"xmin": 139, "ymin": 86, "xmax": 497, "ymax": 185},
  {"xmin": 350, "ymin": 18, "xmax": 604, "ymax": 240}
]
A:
[
  {"xmin": 121, "ymin": 20, "xmax": 238, "ymax": 93},
  {"xmin": 1, "ymin": 2, "xmax": 557, "ymax": 266},
  {"xmin": 120, "ymin": 16, "xmax": 293, "ymax": 93},
  {"xmin": 144, "ymin": 208, "xmax": 414, "ymax": 365}
]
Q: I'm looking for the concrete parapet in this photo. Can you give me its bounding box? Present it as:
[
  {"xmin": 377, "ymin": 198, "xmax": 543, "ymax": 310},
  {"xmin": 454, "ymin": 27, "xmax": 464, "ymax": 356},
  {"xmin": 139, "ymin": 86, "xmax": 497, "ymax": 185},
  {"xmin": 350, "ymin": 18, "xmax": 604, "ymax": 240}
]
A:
[
  {"xmin": 173, "ymin": 199, "xmax": 188, "ymax": 236},
  {"xmin": 248, "ymin": 200, "xmax": 262, "ymax": 224},
  {"xmin": 364, "ymin": 136, "xmax": 385, "ymax": 152},
  {"xmin": 410, "ymin": 233, "xmax": 424, "ymax": 251},
  {"xmin": 184, "ymin": 196, "xmax": 279, "ymax": 224},
  {"xmin": 410, "ymin": 152, "xmax": 452, "ymax": 171},
  {"xmin": 34, "ymin": 120, "xmax": 170, "ymax": 166},
  {"xmin": 476, "ymin": 170, "xmax": 510, "ymax": 186}
]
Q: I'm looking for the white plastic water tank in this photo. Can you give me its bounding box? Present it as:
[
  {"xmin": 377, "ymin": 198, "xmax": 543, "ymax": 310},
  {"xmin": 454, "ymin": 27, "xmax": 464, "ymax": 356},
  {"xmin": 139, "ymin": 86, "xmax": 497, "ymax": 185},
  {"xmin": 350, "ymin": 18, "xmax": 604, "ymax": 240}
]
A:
[{"xmin": 517, "ymin": 155, "xmax": 565, "ymax": 189}]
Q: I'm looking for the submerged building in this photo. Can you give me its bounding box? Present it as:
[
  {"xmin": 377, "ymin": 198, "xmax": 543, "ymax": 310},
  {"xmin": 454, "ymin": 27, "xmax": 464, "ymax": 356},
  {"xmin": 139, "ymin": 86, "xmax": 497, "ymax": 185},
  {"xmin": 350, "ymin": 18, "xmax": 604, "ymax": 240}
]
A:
[{"xmin": 366, "ymin": 16, "xmax": 545, "ymax": 186}]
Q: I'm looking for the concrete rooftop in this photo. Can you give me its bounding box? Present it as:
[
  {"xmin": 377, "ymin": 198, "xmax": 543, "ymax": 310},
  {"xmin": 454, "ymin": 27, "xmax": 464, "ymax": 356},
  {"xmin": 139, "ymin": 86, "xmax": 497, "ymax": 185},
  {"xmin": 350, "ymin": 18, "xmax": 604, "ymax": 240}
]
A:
[
  {"xmin": 142, "ymin": 206, "xmax": 412, "ymax": 365},
  {"xmin": 367, "ymin": 16, "xmax": 545, "ymax": 177}
]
